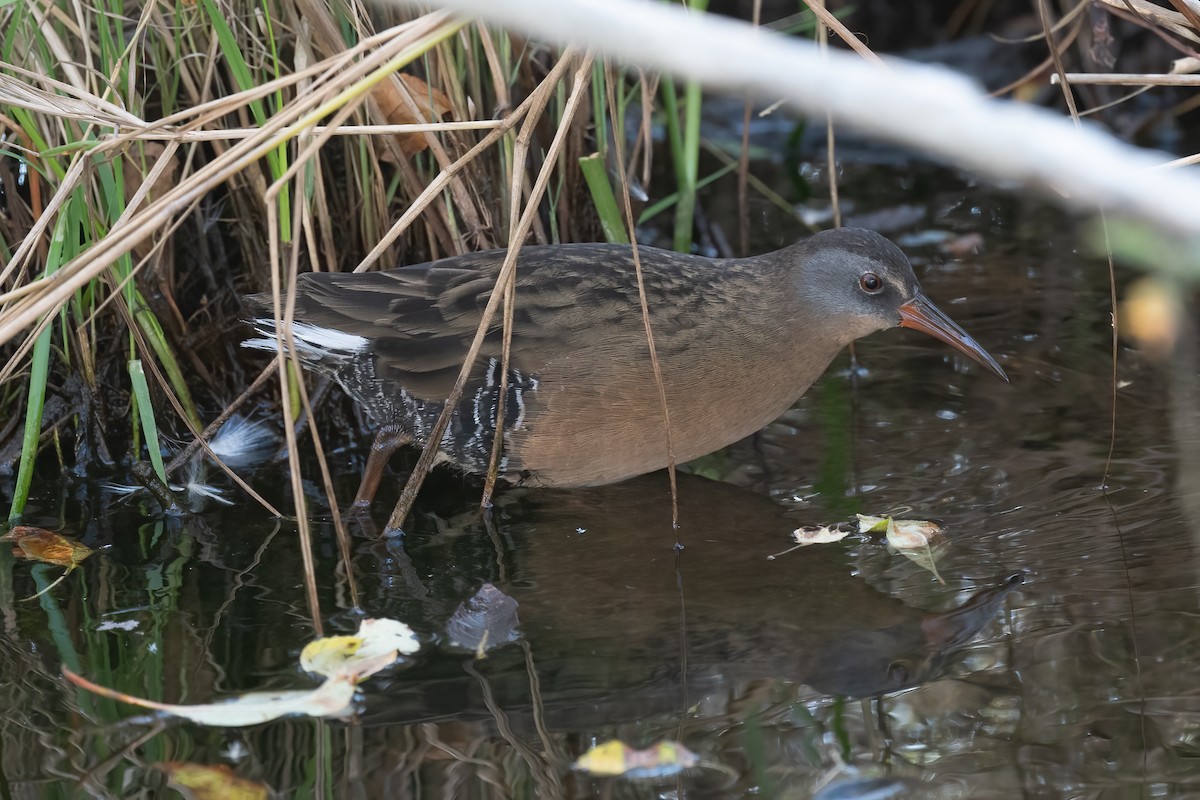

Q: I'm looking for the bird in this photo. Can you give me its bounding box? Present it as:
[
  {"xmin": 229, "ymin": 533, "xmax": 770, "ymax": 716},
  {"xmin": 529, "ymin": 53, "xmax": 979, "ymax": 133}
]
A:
[{"xmin": 245, "ymin": 227, "xmax": 1007, "ymax": 506}]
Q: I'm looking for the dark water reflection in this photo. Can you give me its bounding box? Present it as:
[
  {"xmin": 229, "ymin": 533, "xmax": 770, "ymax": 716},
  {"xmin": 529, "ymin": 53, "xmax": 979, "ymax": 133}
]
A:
[{"xmin": 3, "ymin": 179, "xmax": 1200, "ymax": 798}]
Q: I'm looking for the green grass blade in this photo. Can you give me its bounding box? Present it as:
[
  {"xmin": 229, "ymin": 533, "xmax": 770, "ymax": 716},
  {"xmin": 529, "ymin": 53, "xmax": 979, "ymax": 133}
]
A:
[
  {"xmin": 579, "ymin": 152, "xmax": 629, "ymax": 244},
  {"xmin": 131, "ymin": 294, "xmax": 201, "ymax": 429},
  {"xmin": 7, "ymin": 191, "xmax": 78, "ymax": 521},
  {"xmin": 8, "ymin": 323, "xmax": 52, "ymax": 522},
  {"xmin": 664, "ymin": 0, "xmax": 709, "ymax": 253},
  {"xmin": 128, "ymin": 359, "xmax": 169, "ymax": 484},
  {"xmin": 673, "ymin": 75, "xmax": 703, "ymax": 252}
]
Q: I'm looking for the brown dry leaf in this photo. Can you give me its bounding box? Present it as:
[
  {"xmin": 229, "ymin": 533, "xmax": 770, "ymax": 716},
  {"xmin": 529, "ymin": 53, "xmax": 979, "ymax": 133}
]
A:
[
  {"xmin": 2, "ymin": 526, "xmax": 92, "ymax": 569},
  {"xmin": 373, "ymin": 73, "xmax": 454, "ymax": 158},
  {"xmin": 159, "ymin": 762, "xmax": 268, "ymax": 800},
  {"xmin": 573, "ymin": 740, "xmax": 700, "ymax": 779}
]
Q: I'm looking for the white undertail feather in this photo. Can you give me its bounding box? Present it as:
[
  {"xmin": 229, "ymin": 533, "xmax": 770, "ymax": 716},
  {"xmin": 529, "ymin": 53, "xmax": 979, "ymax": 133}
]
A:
[
  {"xmin": 181, "ymin": 459, "xmax": 235, "ymax": 507},
  {"xmin": 207, "ymin": 413, "xmax": 279, "ymax": 469},
  {"xmin": 104, "ymin": 413, "xmax": 278, "ymax": 511},
  {"xmin": 242, "ymin": 320, "xmax": 369, "ymax": 361}
]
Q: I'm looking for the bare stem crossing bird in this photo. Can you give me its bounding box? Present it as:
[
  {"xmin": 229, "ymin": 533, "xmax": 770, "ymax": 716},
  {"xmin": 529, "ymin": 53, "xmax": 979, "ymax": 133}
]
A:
[{"xmin": 245, "ymin": 228, "xmax": 1007, "ymax": 508}]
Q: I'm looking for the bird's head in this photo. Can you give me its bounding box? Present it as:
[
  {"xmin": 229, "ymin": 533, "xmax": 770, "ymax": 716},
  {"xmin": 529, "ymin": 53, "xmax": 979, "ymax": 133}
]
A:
[{"xmin": 786, "ymin": 227, "xmax": 1007, "ymax": 381}]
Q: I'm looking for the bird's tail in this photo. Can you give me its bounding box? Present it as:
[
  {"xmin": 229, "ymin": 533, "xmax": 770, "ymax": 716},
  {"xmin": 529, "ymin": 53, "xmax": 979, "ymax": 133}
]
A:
[{"xmin": 242, "ymin": 316, "xmax": 369, "ymax": 377}]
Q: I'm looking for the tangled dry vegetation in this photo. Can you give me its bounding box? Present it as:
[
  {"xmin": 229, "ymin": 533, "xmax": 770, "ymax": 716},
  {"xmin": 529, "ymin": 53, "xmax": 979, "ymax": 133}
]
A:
[
  {"xmin": 1, "ymin": 0, "xmax": 1198, "ymax": 522},
  {"xmin": 0, "ymin": 2, "xmax": 661, "ymax": 519}
]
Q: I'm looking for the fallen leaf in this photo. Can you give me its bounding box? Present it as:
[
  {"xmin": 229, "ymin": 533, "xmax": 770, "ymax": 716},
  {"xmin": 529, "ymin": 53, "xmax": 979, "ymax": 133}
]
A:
[
  {"xmin": 62, "ymin": 617, "xmax": 418, "ymax": 726},
  {"xmin": 159, "ymin": 762, "xmax": 269, "ymax": 800},
  {"xmin": 791, "ymin": 526, "xmax": 850, "ymax": 546},
  {"xmin": 2, "ymin": 526, "xmax": 92, "ymax": 568},
  {"xmin": 857, "ymin": 514, "xmax": 890, "ymax": 534},
  {"xmin": 373, "ymin": 73, "xmax": 455, "ymax": 158},
  {"xmin": 856, "ymin": 514, "xmax": 941, "ymax": 541},
  {"xmin": 447, "ymin": 583, "xmax": 521, "ymax": 656},
  {"xmin": 885, "ymin": 517, "xmax": 948, "ymax": 585},
  {"xmin": 883, "ymin": 518, "xmax": 940, "ymax": 548},
  {"xmin": 2, "ymin": 526, "xmax": 94, "ymax": 599},
  {"xmin": 573, "ymin": 740, "xmax": 699, "ymax": 779},
  {"xmin": 63, "ymin": 665, "xmax": 359, "ymax": 726},
  {"xmin": 855, "ymin": 515, "xmax": 947, "ymax": 584},
  {"xmin": 299, "ymin": 636, "xmax": 363, "ymax": 676},
  {"xmin": 300, "ymin": 617, "xmax": 419, "ymax": 679}
]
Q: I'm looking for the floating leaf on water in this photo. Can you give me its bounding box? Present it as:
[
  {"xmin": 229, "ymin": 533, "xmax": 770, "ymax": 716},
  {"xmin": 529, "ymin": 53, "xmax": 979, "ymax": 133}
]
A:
[
  {"xmin": 158, "ymin": 762, "xmax": 269, "ymax": 800},
  {"xmin": 791, "ymin": 526, "xmax": 850, "ymax": 546},
  {"xmin": 299, "ymin": 636, "xmax": 363, "ymax": 677},
  {"xmin": 447, "ymin": 582, "xmax": 521, "ymax": 657},
  {"xmin": 573, "ymin": 740, "xmax": 699, "ymax": 779},
  {"xmin": 885, "ymin": 518, "xmax": 948, "ymax": 585},
  {"xmin": 63, "ymin": 665, "xmax": 358, "ymax": 726},
  {"xmin": 856, "ymin": 514, "xmax": 941, "ymax": 542},
  {"xmin": 856, "ymin": 514, "xmax": 890, "ymax": 534},
  {"xmin": 1, "ymin": 526, "xmax": 92, "ymax": 568},
  {"xmin": 854, "ymin": 515, "xmax": 948, "ymax": 584},
  {"xmin": 63, "ymin": 617, "xmax": 418, "ymax": 726},
  {"xmin": 2, "ymin": 526, "xmax": 95, "ymax": 599},
  {"xmin": 300, "ymin": 618, "xmax": 419, "ymax": 679}
]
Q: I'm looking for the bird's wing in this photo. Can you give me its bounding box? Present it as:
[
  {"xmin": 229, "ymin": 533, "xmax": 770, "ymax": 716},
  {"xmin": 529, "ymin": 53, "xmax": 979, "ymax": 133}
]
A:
[{"xmin": 284, "ymin": 244, "xmax": 718, "ymax": 401}]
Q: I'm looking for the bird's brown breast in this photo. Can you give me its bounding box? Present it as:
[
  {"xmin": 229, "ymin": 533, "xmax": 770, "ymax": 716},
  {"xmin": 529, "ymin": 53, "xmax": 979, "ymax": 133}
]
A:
[{"xmin": 507, "ymin": 301, "xmax": 846, "ymax": 486}]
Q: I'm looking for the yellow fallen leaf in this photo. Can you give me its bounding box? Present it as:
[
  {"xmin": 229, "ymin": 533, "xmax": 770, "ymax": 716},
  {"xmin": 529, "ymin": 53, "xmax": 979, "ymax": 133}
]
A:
[
  {"xmin": 574, "ymin": 740, "xmax": 629, "ymax": 776},
  {"xmin": 300, "ymin": 618, "xmax": 419, "ymax": 679},
  {"xmin": 574, "ymin": 740, "xmax": 699, "ymax": 779},
  {"xmin": 159, "ymin": 762, "xmax": 269, "ymax": 800},
  {"xmin": 300, "ymin": 636, "xmax": 363, "ymax": 676}
]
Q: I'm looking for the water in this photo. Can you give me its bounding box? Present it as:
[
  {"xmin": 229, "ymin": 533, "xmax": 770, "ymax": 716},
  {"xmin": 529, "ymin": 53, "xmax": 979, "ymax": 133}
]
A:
[{"xmin": 2, "ymin": 171, "xmax": 1199, "ymax": 798}]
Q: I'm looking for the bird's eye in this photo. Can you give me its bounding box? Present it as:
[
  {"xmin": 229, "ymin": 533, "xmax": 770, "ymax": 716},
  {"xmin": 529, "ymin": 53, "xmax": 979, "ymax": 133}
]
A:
[
  {"xmin": 887, "ymin": 661, "xmax": 910, "ymax": 684},
  {"xmin": 859, "ymin": 272, "xmax": 883, "ymax": 294}
]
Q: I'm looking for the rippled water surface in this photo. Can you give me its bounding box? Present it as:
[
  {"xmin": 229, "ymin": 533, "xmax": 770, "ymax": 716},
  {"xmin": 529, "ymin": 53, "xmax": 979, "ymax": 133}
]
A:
[{"xmin": 2, "ymin": 171, "xmax": 1198, "ymax": 798}]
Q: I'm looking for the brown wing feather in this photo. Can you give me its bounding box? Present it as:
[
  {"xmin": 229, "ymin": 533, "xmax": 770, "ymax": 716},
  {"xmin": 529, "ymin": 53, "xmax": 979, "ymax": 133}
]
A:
[{"xmin": 287, "ymin": 244, "xmax": 725, "ymax": 401}]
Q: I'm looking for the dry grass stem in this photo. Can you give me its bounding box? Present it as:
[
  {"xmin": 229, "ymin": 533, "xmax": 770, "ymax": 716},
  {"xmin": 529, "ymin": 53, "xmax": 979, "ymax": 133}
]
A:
[{"xmin": 385, "ymin": 49, "xmax": 591, "ymax": 533}]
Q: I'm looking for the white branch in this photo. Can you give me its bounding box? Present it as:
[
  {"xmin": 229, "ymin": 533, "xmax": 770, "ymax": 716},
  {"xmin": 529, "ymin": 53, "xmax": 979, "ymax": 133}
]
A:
[{"xmin": 398, "ymin": 0, "xmax": 1200, "ymax": 237}]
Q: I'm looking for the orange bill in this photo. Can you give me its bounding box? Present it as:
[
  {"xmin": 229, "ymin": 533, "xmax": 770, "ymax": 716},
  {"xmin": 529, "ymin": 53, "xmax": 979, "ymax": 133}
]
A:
[{"xmin": 898, "ymin": 294, "xmax": 1008, "ymax": 381}]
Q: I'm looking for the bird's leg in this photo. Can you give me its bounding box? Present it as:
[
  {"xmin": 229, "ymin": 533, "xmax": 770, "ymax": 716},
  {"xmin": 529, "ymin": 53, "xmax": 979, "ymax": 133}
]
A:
[{"xmin": 347, "ymin": 423, "xmax": 413, "ymax": 514}]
